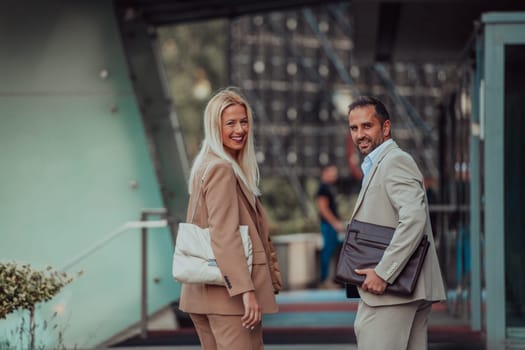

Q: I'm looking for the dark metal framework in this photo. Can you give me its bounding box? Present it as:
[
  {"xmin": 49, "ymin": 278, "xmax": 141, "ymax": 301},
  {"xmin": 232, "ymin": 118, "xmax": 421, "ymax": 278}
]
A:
[
  {"xmin": 115, "ymin": 0, "xmax": 343, "ymax": 26},
  {"xmin": 228, "ymin": 4, "xmax": 453, "ymax": 180}
]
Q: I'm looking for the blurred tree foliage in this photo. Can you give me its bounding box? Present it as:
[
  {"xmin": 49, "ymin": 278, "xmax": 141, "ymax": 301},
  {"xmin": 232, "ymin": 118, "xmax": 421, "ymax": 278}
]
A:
[
  {"xmin": 157, "ymin": 20, "xmax": 228, "ymax": 160},
  {"xmin": 260, "ymin": 176, "xmax": 317, "ymax": 235}
]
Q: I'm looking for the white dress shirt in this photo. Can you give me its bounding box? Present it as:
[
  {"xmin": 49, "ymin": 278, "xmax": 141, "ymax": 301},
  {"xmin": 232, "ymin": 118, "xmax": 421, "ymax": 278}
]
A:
[{"xmin": 361, "ymin": 139, "xmax": 394, "ymax": 184}]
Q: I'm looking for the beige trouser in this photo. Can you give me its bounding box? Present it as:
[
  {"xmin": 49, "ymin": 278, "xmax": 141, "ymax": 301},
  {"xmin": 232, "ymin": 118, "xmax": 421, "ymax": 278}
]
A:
[
  {"xmin": 189, "ymin": 313, "xmax": 264, "ymax": 350},
  {"xmin": 354, "ymin": 300, "xmax": 432, "ymax": 350}
]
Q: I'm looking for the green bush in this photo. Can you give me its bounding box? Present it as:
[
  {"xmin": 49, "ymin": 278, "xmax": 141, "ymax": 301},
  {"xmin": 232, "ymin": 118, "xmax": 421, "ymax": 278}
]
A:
[
  {"xmin": 0, "ymin": 262, "xmax": 79, "ymax": 350},
  {"xmin": 0, "ymin": 262, "xmax": 76, "ymax": 319}
]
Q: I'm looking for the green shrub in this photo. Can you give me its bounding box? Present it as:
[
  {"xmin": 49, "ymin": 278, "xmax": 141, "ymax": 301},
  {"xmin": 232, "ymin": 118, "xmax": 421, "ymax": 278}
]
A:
[{"xmin": 0, "ymin": 262, "xmax": 80, "ymax": 350}]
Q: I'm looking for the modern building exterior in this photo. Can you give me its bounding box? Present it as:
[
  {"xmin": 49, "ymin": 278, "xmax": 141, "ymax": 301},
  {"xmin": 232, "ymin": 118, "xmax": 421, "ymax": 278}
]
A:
[{"xmin": 0, "ymin": 1, "xmax": 524, "ymax": 349}]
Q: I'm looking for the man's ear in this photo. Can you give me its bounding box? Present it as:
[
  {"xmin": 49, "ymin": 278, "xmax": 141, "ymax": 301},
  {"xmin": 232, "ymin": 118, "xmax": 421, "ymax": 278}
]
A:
[{"xmin": 383, "ymin": 119, "xmax": 391, "ymax": 137}]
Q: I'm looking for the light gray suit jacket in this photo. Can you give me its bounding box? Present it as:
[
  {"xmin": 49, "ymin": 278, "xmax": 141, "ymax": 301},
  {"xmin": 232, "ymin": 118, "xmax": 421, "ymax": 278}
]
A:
[{"xmin": 351, "ymin": 141, "xmax": 446, "ymax": 306}]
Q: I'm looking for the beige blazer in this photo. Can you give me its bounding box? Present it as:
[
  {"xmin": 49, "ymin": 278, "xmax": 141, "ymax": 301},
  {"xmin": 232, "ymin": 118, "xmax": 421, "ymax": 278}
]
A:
[
  {"xmin": 350, "ymin": 141, "xmax": 446, "ymax": 306},
  {"xmin": 179, "ymin": 152, "xmax": 282, "ymax": 315}
]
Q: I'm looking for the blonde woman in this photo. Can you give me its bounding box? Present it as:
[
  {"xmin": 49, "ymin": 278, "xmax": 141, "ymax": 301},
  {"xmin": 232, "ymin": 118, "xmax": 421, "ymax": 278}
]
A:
[{"xmin": 179, "ymin": 87, "xmax": 282, "ymax": 349}]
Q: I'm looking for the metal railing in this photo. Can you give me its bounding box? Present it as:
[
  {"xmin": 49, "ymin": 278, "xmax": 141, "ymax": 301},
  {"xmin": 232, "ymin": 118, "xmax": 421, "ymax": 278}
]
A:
[
  {"xmin": 59, "ymin": 208, "xmax": 168, "ymax": 340},
  {"xmin": 139, "ymin": 208, "xmax": 168, "ymax": 339}
]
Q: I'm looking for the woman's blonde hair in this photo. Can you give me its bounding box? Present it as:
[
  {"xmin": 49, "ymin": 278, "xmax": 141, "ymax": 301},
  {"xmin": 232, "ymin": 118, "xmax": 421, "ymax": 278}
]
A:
[{"xmin": 188, "ymin": 87, "xmax": 261, "ymax": 196}]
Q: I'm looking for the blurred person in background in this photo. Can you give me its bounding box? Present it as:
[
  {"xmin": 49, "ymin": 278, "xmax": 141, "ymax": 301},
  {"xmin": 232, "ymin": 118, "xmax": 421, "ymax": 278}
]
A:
[
  {"xmin": 316, "ymin": 164, "xmax": 345, "ymax": 289},
  {"xmin": 179, "ymin": 88, "xmax": 282, "ymax": 350}
]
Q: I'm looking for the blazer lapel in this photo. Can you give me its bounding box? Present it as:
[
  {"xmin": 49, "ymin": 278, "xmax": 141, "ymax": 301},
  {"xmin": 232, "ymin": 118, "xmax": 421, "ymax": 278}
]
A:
[
  {"xmin": 351, "ymin": 141, "xmax": 398, "ymax": 218},
  {"xmin": 255, "ymin": 199, "xmax": 270, "ymax": 241},
  {"xmin": 237, "ymin": 178, "xmax": 257, "ymax": 213},
  {"xmin": 238, "ymin": 180, "xmax": 267, "ymax": 241}
]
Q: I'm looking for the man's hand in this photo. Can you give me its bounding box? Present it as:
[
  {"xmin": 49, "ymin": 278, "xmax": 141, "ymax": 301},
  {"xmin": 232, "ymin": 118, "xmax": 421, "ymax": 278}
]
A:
[
  {"xmin": 355, "ymin": 268, "xmax": 387, "ymax": 295},
  {"xmin": 241, "ymin": 291, "xmax": 261, "ymax": 330}
]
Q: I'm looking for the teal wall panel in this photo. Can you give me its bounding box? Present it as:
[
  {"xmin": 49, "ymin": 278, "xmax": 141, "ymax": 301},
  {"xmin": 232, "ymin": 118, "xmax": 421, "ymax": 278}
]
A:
[{"xmin": 0, "ymin": 1, "xmax": 180, "ymax": 348}]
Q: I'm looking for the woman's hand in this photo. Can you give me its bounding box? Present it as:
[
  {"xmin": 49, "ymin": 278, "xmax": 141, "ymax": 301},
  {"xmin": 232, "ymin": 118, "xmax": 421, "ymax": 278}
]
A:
[{"xmin": 241, "ymin": 291, "xmax": 261, "ymax": 330}]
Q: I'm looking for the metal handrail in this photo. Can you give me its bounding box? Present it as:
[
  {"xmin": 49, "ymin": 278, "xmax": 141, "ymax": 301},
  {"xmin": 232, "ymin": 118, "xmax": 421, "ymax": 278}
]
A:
[
  {"xmin": 139, "ymin": 208, "xmax": 168, "ymax": 339},
  {"xmin": 59, "ymin": 208, "xmax": 168, "ymax": 340}
]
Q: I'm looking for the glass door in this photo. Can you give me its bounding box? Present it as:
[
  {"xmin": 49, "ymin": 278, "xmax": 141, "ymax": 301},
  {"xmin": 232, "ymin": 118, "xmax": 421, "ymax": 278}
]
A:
[{"xmin": 504, "ymin": 44, "xmax": 525, "ymax": 339}]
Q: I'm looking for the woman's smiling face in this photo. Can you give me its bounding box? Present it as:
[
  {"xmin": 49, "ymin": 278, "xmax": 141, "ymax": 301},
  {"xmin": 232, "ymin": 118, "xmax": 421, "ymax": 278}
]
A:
[{"xmin": 221, "ymin": 104, "xmax": 249, "ymax": 158}]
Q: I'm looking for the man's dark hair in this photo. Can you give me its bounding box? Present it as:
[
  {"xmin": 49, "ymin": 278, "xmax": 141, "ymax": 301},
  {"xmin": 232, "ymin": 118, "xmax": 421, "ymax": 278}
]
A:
[{"xmin": 348, "ymin": 96, "xmax": 390, "ymax": 124}]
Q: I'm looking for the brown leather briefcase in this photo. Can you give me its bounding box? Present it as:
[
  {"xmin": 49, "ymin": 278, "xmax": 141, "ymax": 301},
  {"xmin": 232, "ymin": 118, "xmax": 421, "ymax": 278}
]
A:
[{"xmin": 335, "ymin": 219, "xmax": 430, "ymax": 296}]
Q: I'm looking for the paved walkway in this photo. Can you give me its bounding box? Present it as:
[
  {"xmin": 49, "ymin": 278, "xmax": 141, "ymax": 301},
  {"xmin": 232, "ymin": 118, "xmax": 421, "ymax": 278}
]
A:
[
  {"xmin": 109, "ymin": 345, "xmax": 475, "ymax": 349},
  {"xmin": 108, "ymin": 289, "xmax": 482, "ymax": 350},
  {"xmin": 107, "ymin": 346, "xmax": 355, "ymax": 350}
]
